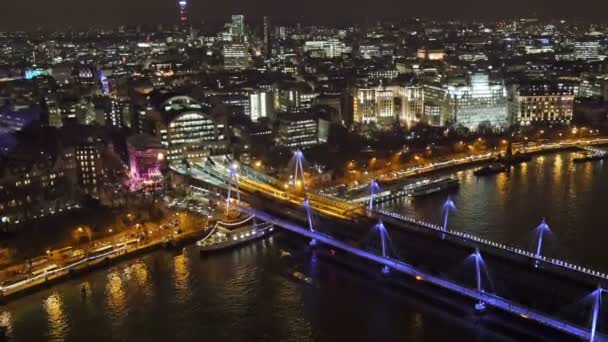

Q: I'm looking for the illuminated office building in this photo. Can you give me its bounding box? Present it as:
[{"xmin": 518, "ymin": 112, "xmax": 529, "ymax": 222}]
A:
[
  {"xmin": 447, "ymin": 73, "xmax": 509, "ymax": 131},
  {"xmin": 229, "ymin": 15, "xmax": 245, "ymax": 41},
  {"xmin": 249, "ymin": 90, "xmax": 272, "ymax": 122},
  {"xmin": 574, "ymin": 40, "xmax": 602, "ymax": 61},
  {"xmin": 304, "ymin": 40, "xmax": 347, "ymax": 59},
  {"xmin": 75, "ymin": 138, "xmax": 104, "ymax": 196},
  {"xmin": 147, "ymin": 96, "xmax": 228, "ymax": 162},
  {"xmin": 276, "ymin": 113, "xmax": 319, "ymax": 149},
  {"xmin": 416, "ymin": 48, "xmax": 445, "ymax": 61},
  {"xmin": 0, "ymin": 149, "xmax": 78, "ymax": 225},
  {"xmin": 513, "ymin": 83, "xmax": 575, "ymax": 126},
  {"xmin": 353, "ymin": 86, "xmax": 424, "ymax": 127},
  {"xmin": 223, "ymin": 43, "xmax": 251, "ymax": 70}
]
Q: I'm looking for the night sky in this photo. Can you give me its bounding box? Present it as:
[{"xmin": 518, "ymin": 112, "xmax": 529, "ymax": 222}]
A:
[{"xmin": 1, "ymin": 0, "xmax": 608, "ymax": 30}]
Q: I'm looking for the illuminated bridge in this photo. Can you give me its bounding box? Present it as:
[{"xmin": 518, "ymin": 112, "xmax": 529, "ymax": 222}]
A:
[
  {"xmin": 241, "ymin": 206, "xmax": 606, "ymax": 342},
  {"xmin": 173, "ymin": 155, "xmax": 608, "ymax": 341},
  {"xmin": 172, "ymin": 156, "xmax": 361, "ymax": 220}
]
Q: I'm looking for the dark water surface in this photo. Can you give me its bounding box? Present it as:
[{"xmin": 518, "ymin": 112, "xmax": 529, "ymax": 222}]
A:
[
  {"xmin": 383, "ymin": 150, "xmax": 608, "ymax": 272},
  {"xmin": 1, "ymin": 150, "xmax": 604, "ymax": 341}
]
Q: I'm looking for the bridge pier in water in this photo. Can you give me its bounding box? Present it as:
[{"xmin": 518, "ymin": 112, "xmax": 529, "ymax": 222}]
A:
[
  {"xmin": 442, "ymin": 197, "xmax": 456, "ymax": 240},
  {"xmin": 369, "ymin": 179, "xmax": 380, "ymax": 211},
  {"xmin": 243, "ymin": 207, "xmax": 602, "ymax": 341},
  {"xmin": 303, "ymin": 198, "xmax": 317, "ymax": 247},
  {"xmin": 534, "ymin": 218, "xmax": 551, "ymax": 268},
  {"xmin": 590, "ymin": 287, "xmax": 602, "ymax": 342},
  {"xmin": 225, "ymin": 163, "xmax": 240, "ymax": 216},
  {"xmin": 375, "ymin": 220, "xmax": 391, "ymax": 275},
  {"xmin": 293, "ymin": 150, "xmax": 306, "ymax": 190},
  {"xmin": 473, "ymin": 248, "xmax": 487, "ymax": 313}
]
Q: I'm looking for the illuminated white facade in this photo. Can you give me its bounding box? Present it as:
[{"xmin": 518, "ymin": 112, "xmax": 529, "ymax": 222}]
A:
[
  {"xmin": 514, "ymin": 83, "xmax": 575, "ymax": 126},
  {"xmin": 353, "ymin": 86, "xmax": 424, "ymax": 127},
  {"xmin": 304, "ymin": 40, "xmax": 347, "ymax": 59},
  {"xmin": 161, "ymin": 111, "xmax": 227, "ymax": 162},
  {"xmin": 223, "ymin": 43, "xmax": 251, "ymax": 70},
  {"xmin": 574, "ymin": 40, "xmax": 602, "ymax": 61},
  {"xmin": 249, "ymin": 91, "xmax": 271, "ymax": 122},
  {"xmin": 447, "ymin": 74, "xmax": 508, "ymax": 131}
]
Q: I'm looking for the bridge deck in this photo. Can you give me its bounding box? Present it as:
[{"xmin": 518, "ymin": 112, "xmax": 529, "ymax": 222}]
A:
[{"xmin": 246, "ymin": 208, "xmax": 603, "ymax": 342}]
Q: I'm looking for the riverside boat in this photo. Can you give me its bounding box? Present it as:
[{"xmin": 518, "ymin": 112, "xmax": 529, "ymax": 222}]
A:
[{"xmin": 197, "ymin": 215, "xmax": 274, "ymax": 252}]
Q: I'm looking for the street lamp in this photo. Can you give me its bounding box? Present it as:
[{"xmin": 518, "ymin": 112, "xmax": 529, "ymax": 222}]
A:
[{"xmin": 74, "ymin": 226, "xmax": 92, "ymax": 256}]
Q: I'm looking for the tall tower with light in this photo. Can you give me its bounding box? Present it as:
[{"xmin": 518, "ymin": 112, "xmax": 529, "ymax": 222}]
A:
[{"xmin": 177, "ymin": 0, "xmax": 189, "ymax": 24}]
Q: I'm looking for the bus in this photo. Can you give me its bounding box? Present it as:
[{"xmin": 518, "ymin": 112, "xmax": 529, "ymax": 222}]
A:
[
  {"xmin": 88, "ymin": 245, "xmax": 114, "ymax": 259},
  {"xmin": 31, "ymin": 264, "xmax": 59, "ymax": 277}
]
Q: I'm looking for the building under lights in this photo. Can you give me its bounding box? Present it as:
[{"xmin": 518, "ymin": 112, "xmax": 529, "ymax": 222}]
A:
[
  {"xmin": 573, "ymin": 39, "xmax": 602, "ymax": 61},
  {"xmin": 416, "ymin": 48, "xmax": 445, "ymax": 61},
  {"xmin": 127, "ymin": 134, "xmax": 165, "ymax": 190},
  {"xmin": 145, "ymin": 96, "xmax": 228, "ymax": 163},
  {"xmin": 512, "ymin": 82, "xmax": 575, "ymax": 126},
  {"xmin": 447, "ymin": 73, "xmax": 509, "ymax": 131},
  {"xmin": 223, "ymin": 43, "xmax": 251, "ymax": 70},
  {"xmin": 276, "ymin": 113, "xmax": 322, "ymax": 149},
  {"xmin": 177, "ymin": 0, "xmax": 188, "ymax": 24},
  {"xmin": 0, "ymin": 149, "xmax": 78, "ymax": 226},
  {"xmin": 249, "ymin": 90, "xmax": 273, "ymax": 122},
  {"xmin": 353, "ymin": 85, "xmax": 424, "ymax": 127},
  {"xmin": 304, "ymin": 40, "xmax": 348, "ymax": 59},
  {"xmin": 75, "ymin": 137, "xmax": 105, "ymax": 196}
]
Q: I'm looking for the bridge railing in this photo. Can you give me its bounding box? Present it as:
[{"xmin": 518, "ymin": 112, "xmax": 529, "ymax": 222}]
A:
[
  {"xmin": 245, "ymin": 207, "xmax": 602, "ymax": 342},
  {"xmin": 375, "ymin": 209, "xmax": 608, "ymax": 282}
]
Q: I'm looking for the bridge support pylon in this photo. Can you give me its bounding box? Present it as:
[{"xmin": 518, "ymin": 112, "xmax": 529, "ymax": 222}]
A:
[{"xmin": 303, "ymin": 197, "xmax": 318, "ymax": 247}]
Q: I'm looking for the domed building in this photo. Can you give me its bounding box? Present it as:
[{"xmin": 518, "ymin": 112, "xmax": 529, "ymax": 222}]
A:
[{"xmin": 145, "ymin": 96, "xmax": 228, "ymax": 163}]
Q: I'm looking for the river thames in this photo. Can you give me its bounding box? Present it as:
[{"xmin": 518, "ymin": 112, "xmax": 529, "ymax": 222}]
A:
[{"xmin": 0, "ymin": 149, "xmax": 604, "ymax": 341}]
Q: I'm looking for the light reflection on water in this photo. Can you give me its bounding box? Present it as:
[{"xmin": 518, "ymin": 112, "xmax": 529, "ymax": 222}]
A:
[
  {"xmin": 43, "ymin": 293, "xmax": 68, "ymax": 341},
  {"xmin": 105, "ymin": 270, "xmax": 127, "ymax": 322},
  {"xmin": 173, "ymin": 253, "xmax": 191, "ymax": 304},
  {"xmin": 389, "ymin": 150, "xmax": 608, "ymax": 272},
  {"xmin": 1, "ymin": 151, "xmax": 604, "ymax": 341}
]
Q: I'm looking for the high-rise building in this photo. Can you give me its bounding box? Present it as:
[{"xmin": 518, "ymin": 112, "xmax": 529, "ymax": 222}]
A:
[
  {"xmin": 145, "ymin": 96, "xmax": 228, "ymax": 163},
  {"xmin": 423, "ymin": 85, "xmax": 452, "ymax": 127},
  {"xmin": 104, "ymin": 98, "xmax": 124, "ymax": 128},
  {"xmin": 231, "ymin": 15, "xmax": 245, "ymax": 39},
  {"xmin": 249, "ymin": 90, "xmax": 273, "ymax": 122},
  {"xmin": 223, "ymin": 43, "xmax": 251, "ymax": 70},
  {"xmin": 276, "ymin": 113, "xmax": 320, "ymax": 149},
  {"xmin": 75, "ymin": 138, "xmax": 104, "ymax": 196},
  {"xmin": 177, "ymin": 0, "xmax": 189, "ymax": 24},
  {"xmin": 574, "ymin": 40, "xmax": 602, "ymax": 61},
  {"xmin": 263, "ymin": 16, "xmax": 272, "ymax": 58}
]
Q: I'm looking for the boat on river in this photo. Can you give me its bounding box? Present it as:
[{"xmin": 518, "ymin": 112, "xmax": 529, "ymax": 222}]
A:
[
  {"xmin": 197, "ymin": 215, "xmax": 274, "ymax": 252},
  {"xmin": 474, "ymin": 163, "xmax": 508, "ymax": 176},
  {"xmin": 407, "ymin": 177, "xmax": 459, "ymax": 197}
]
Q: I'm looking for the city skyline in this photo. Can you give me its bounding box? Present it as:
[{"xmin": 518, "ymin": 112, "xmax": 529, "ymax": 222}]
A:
[
  {"xmin": 2, "ymin": 5, "xmax": 608, "ymax": 341},
  {"xmin": 2, "ymin": 0, "xmax": 608, "ymax": 30}
]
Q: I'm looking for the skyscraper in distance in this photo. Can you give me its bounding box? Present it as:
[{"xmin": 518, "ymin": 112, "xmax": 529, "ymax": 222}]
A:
[
  {"xmin": 231, "ymin": 15, "xmax": 245, "ymax": 38},
  {"xmin": 177, "ymin": 0, "xmax": 188, "ymax": 24},
  {"xmin": 263, "ymin": 16, "xmax": 272, "ymax": 58}
]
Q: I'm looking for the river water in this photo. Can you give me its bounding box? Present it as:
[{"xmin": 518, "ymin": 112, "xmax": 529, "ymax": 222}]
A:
[
  {"xmin": 382, "ymin": 150, "xmax": 608, "ymax": 272},
  {"xmin": 0, "ymin": 150, "xmax": 604, "ymax": 341}
]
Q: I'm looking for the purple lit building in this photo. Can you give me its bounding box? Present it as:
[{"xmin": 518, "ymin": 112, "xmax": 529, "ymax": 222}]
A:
[{"xmin": 127, "ymin": 134, "xmax": 165, "ymax": 191}]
